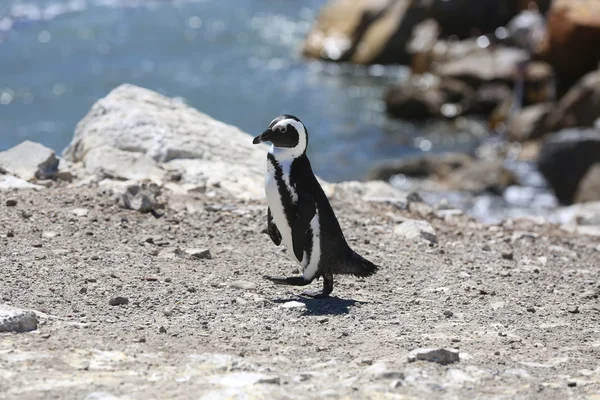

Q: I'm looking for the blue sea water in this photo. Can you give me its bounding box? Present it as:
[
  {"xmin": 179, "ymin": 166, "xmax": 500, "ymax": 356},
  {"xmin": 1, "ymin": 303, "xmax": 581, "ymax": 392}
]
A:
[{"xmin": 0, "ymin": 0, "xmax": 485, "ymax": 181}]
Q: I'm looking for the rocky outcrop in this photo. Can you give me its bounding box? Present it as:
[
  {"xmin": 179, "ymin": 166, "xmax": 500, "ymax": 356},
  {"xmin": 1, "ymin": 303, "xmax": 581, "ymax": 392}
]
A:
[
  {"xmin": 537, "ymin": 0, "xmax": 600, "ymax": 85},
  {"xmin": 302, "ymin": 0, "xmax": 426, "ymax": 65},
  {"xmin": 538, "ymin": 129, "xmax": 600, "ymax": 205},
  {"xmin": 575, "ymin": 164, "xmax": 600, "ymax": 204},
  {"xmin": 63, "ymin": 84, "xmax": 267, "ymax": 200},
  {"xmin": 538, "ymin": 68, "xmax": 600, "ymax": 135},
  {"xmin": 366, "ymin": 153, "xmax": 472, "ymax": 181}
]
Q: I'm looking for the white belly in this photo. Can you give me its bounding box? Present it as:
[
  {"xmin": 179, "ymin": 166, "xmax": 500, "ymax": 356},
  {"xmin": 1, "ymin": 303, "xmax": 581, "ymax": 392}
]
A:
[{"xmin": 265, "ymin": 160, "xmax": 321, "ymax": 280}]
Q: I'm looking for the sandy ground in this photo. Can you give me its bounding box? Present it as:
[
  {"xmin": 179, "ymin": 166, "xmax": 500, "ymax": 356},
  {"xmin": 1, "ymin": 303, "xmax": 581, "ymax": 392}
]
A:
[{"xmin": 1, "ymin": 184, "xmax": 599, "ymax": 399}]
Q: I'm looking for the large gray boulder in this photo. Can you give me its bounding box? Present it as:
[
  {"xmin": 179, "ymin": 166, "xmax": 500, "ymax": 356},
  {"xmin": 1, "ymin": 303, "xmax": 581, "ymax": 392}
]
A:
[
  {"xmin": 0, "ymin": 140, "xmax": 58, "ymax": 181},
  {"xmin": 63, "ymin": 84, "xmax": 267, "ymax": 199}
]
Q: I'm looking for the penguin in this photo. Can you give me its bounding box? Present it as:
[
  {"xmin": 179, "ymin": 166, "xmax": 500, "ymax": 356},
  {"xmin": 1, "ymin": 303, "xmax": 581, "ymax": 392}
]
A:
[{"xmin": 252, "ymin": 115, "xmax": 379, "ymax": 298}]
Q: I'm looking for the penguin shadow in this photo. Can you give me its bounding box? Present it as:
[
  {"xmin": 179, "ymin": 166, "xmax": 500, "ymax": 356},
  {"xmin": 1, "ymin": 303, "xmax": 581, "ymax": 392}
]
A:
[{"xmin": 273, "ymin": 296, "xmax": 368, "ymax": 316}]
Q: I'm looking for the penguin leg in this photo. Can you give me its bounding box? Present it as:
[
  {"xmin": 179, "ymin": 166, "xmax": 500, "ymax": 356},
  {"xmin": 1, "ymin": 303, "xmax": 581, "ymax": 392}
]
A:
[
  {"xmin": 263, "ymin": 275, "xmax": 312, "ymax": 286},
  {"xmin": 301, "ymin": 273, "xmax": 333, "ymax": 299}
]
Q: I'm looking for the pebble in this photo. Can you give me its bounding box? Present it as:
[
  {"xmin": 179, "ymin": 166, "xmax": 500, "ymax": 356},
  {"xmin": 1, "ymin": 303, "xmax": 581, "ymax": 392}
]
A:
[
  {"xmin": 42, "ymin": 231, "xmax": 59, "ymax": 239},
  {"xmin": 394, "ymin": 219, "xmax": 437, "ymax": 244},
  {"xmin": 527, "ymin": 307, "xmax": 536, "ymax": 313},
  {"xmin": 185, "ymin": 248, "xmax": 212, "ymax": 259},
  {"xmin": 443, "ymin": 310, "xmax": 454, "ymax": 318},
  {"xmin": 229, "ymin": 280, "xmax": 256, "ymax": 290},
  {"xmin": 7, "ymin": 231, "xmax": 14, "ymax": 238},
  {"xmin": 144, "ymin": 276, "xmax": 158, "ymax": 282},
  {"xmin": 5, "ymin": 199, "xmax": 17, "ymax": 207},
  {"xmin": 159, "ymin": 326, "xmax": 167, "ymax": 334},
  {"xmin": 0, "ymin": 304, "xmax": 38, "ymax": 333},
  {"xmin": 567, "ymin": 380, "xmax": 577, "ymax": 387},
  {"xmin": 317, "ymin": 317, "xmax": 329, "ymax": 323},
  {"xmin": 163, "ymin": 309, "xmax": 173, "ymax": 317},
  {"xmin": 108, "ymin": 296, "xmax": 129, "ymax": 306},
  {"xmin": 280, "ymin": 301, "xmax": 306, "ymax": 309},
  {"xmin": 408, "ymin": 348, "xmax": 460, "ymax": 365},
  {"xmin": 32, "ymin": 243, "xmax": 42, "ymax": 248},
  {"xmin": 567, "ymin": 306, "xmax": 580, "ymax": 314},
  {"xmin": 72, "ymin": 208, "xmax": 89, "ymax": 217},
  {"xmin": 502, "ymin": 251, "xmax": 514, "ymax": 260}
]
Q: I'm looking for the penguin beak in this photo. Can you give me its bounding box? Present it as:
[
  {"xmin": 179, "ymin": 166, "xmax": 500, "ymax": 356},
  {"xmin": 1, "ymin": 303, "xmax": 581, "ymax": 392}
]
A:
[{"xmin": 252, "ymin": 129, "xmax": 272, "ymax": 145}]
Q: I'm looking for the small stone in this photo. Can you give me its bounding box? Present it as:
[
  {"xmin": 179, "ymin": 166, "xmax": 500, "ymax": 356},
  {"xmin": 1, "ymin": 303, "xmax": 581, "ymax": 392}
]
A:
[
  {"xmin": 185, "ymin": 248, "xmax": 212, "ymax": 259},
  {"xmin": 394, "ymin": 219, "xmax": 437, "ymax": 244},
  {"xmin": 229, "ymin": 280, "xmax": 256, "ymax": 290},
  {"xmin": 163, "ymin": 309, "xmax": 173, "ymax": 317},
  {"xmin": 408, "ymin": 348, "xmax": 460, "ymax": 365},
  {"xmin": 494, "ymin": 351, "xmax": 500, "ymax": 356},
  {"xmin": 317, "ymin": 317, "xmax": 329, "ymax": 323},
  {"xmin": 159, "ymin": 326, "xmax": 167, "ymax": 334},
  {"xmin": 134, "ymin": 337, "xmax": 146, "ymax": 343},
  {"xmin": 108, "ymin": 296, "xmax": 129, "ymax": 306},
  {"xmin": 567, "ymin": 306, "xmax": 580, "ymax": 314},
  {"xmin": 7, "ymin": 231, "xmax": 14, "ymax": 238},
  {"xmin": 42, "ymin": 231, "xmax": 59, "ymax": 239},
  {"xmin": 0, "ymin": 304, "xmax": 38, "ymax": 333},
  {"xmin": 366, "ymin": 362, "xmax": 404, "ymax": 380},
  {"xmin": 32, "ymin": 243, "xmax": 42, "ymax": 248},
  {"xmin": 356, "ymin": 357, "xmax": 374, "ymax": 366},
  {"xmin": 390, "ymin": 379, "xmax": 403, "ymax": 389},
  {"xmin": 527, "ymin": 307, "xmax": 536, "ymax": 313},
  {"xmin": 72, "ymin": 208, "xmax": 89, "ymax": 217},
  {"xmin": 280, "ymin": 301, "xmax": 306, "ymax": 309},
  {"xmin": 144, "ymin": 276, "xmax": 158, "ymax": 282},
  {"xmin": 567, "ymin": 381, "xmax": 577, "ymax": 387},
  {"xmin": 502, "ymin": 251, "xmax": 514, "ymax": 260},
  {"xmin": 79, "ymin": 287, "xmax": 87, "ymax": 294},
  {"xmin": 482, "ymin": 244, "xmax": 491, "ymax": 251},
  {"xmin": 5, "ymin": 199, "xmax": 17, "ymax": 207},
  {"xmin": 41, "ymin": 333, "xmax": 51, "ymax": 339},
  {"xmin": 187, "ymin": 287, "xmax": 197, "ymax": 293},
  {"xmin": 443, "ymin": 310, "xmax": 454, "ymax": 318}
]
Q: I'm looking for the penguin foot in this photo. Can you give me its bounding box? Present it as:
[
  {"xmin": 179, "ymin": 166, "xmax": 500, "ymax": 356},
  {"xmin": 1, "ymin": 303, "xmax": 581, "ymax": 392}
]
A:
[
  {"xmin": 263, "ymin": 275, "xmax": 311, "ymax": 286},
  {"xmin": 300, "ymin": 289, "xmax": 331, "ymax": 299},
  {"xmin": 301, "ymin": 274, "xmax": 333, "ymax": 299}
]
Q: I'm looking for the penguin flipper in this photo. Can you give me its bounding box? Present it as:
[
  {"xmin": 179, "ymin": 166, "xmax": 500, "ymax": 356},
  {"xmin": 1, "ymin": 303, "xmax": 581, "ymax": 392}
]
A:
[
  {"xmin": 292, "ymin": 192, "xmax": 316, "ymax": 263},
  {"xmin": 267, "ymin": 207, "xmax": 282, "ymax": 246}
]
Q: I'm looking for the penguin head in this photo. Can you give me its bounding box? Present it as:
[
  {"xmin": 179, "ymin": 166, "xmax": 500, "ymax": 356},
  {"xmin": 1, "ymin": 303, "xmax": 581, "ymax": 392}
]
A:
[{"xmin": 252, "ymin": 114, "xmax": 308, "ymax": 158}]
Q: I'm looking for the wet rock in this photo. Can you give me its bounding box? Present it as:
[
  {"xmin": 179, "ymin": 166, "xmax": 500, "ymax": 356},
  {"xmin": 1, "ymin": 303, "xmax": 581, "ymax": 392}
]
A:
[
  {"xmin": 443, "ymin": 159, "xmax": 518, "ymax": 194},
  {"xmin": 0, "ymin": 304, "xmax": 38, "ymax": 333},
  {"xmin": 575, "ymin": 163, "xmax": 600, "ymax": 203},
  {"xmin": 63, "ymin": 84, "xmax": 265, "ymax": 199},
  {"xmin": 385, "ymin": 76, "xmax": 474, "ymax": 120},
  {"xmin": 539, "ymin": 69, "xmax": 600, "ymax": 134},
  {"xmin": 538, "ymin": 129, "xmax": 600, "ymax": 204},
  {"xmin": 108, "ymin": 297, "xmax": 129, "ymax": 306},
  {"xmin": 436, "ymin": 47, "xmax": 529, "ymax": 89},
  {"xmin": 366, "ymin": 152, "xmax": 472, "ymax": 181},
  {"xmin": 508, "ymin": 103, "xmax": 553, "ymax": 142},
  {"xmin": 83, "ymin": 146, "xmax": 166, "ymax": 184},
  {"xmin": 408, "ymin": 348, "xmax": 460, "ymax": 365},
  {"xmin": 302, "ymin": 0, "xmax": 427, "ymax": 65},
  {"xmin": 0, "ymin": 175, "xmax": 44, "ymax": 191},
  {"xmin": 5, "ymin": 199, "xmax": 17, "ymax": 207},
  {"xmin": 0, "ymin": 141, "xmax": 58, "ymax": 181},
  {"xmin": 394, "ymin": 219, "xmax": 437, "ymax": 244},
  {"xmin": 185, "ymin": 248, "xmax": 212, "ymax": 260},
  {"xmin": 537, "ymin": 0, "xmax": 600, "ymax": 82}
]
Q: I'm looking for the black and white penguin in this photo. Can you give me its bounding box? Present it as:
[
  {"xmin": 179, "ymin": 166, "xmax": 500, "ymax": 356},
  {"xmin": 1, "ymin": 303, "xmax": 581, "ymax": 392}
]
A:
[{"xmin": 252, "ymin": 115, "xmax": 379, "ymax": 298}]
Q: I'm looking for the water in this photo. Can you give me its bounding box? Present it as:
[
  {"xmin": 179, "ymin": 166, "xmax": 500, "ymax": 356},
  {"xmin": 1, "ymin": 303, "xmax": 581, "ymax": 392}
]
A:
[{"xmin": 0, "ymin": 0, "xmax": 487, "ymax": 182}]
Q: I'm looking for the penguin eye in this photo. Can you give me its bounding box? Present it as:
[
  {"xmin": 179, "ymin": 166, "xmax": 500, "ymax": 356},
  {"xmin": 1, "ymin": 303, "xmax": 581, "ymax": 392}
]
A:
[{"xmin": 279, "ymin": 126, "xmax": 287, "ymax": 133}]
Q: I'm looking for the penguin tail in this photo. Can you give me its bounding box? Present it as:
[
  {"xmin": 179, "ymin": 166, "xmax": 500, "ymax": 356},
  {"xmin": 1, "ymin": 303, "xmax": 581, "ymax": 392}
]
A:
[{"xmin": 341, "ymin": 250, "xmax": 379, "ymax": 277}]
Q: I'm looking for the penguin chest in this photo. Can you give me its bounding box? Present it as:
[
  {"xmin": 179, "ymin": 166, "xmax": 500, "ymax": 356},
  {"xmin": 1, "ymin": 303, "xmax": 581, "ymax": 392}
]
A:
[{"xmin": 265, "ymin": 160, "xmax": 298, "ymax": 263}]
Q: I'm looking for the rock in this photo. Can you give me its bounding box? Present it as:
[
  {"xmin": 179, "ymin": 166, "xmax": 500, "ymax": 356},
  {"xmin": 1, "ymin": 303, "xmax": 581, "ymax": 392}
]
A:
[
  {"xmin": 408, "ymin": 348, "xmax": 460, "ymax": 365},
  {"xmin": 365, "ymin": 362, "xmax": 404, "ymax": 380},
  {"xmin": 575, "ymin": 164, "xmax": 600, "ymax": 203},
  {"xmin": 72, "ymin": 208, "xmax": 89, "ymax": 217},
  {"xmin": 537, "ymin": 0, "xmax": 600, "ymax": 81},
  {"xmin": 538, "ymin": 129, "xmax": 600, "ymax": 204},
  {"xmin": 5, "ymin": 199, "xmax": 17, "ymax": 207},
  {"xmin": 42, "ymin": 231, "xmax": 59, "ymax": 239},
  {"xmin": 507, "ymin": 9, "xmax": 547, "ymax": 52},
  {"xmin": 83, "ymin": 146, "xmax": 166, "ymax": 184},
  {"xmin": 0, "ymin": 304, "xmax": 38, "ymax": 333},
  {"xmin": 229, "ymin": 281, "xmax": 256, "ymax": 290},
  {"xmin": 108, "ymin": 297, "xmax": 129, "ymax": 306},
  {"xmin": 394, "ymin": 219, "xmax": 437, "ymax": 244},
  {"xmin": 470, "ymin": 83, "xmax": 513, "ymax": 116},
  {"xmin": 117, "ymin": 182, "xmax": 158, "ymax": 213},
  {"xmin": 508, "ymin": 103, "xmax": 553, "ymax": 142},
  {"xmin": 63, "ymin": 84, "xmax": 266, "ymax": 199},
  {"xmin": 443, "ymin": 159, "xmax": 518, "ymax": 194},
  {"xmin": 185, "ymin": 248, "xmax": 212, "ymax": 260},
  {"xmin": 0, "ymin": 175, "xmax": 44, "ymax": 191},
  {"xmin": 436, "ymin": 47, "xmax": 529, "ymax": 89},
  {"xmin": 302, "ymin": 0, "xmax": 427, "ymax": 65},
  {"xmin": 384, "ymin": 76, "xmax": 474, "ymax": 120},
  {"xmin": 540, "ymin": 69, "xmax": 600, "ymax": 134},
  {"xmin": 567, "ymin": 306, "xmax": 580, "ymax": 314},
  {"xmin": 502, "ymin": 251, "xmax": 514, "ymax": 260},
  {"xmin": 366, "ymin": 152, "xmax": 472, "ymax": 181},
  {"xmin": 0, "ymin": 141, "xmax": 58, "ymax": 181},
  {"xmin": 280, "ymin": 301, "xmax": 307, "ymax": 309}
]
